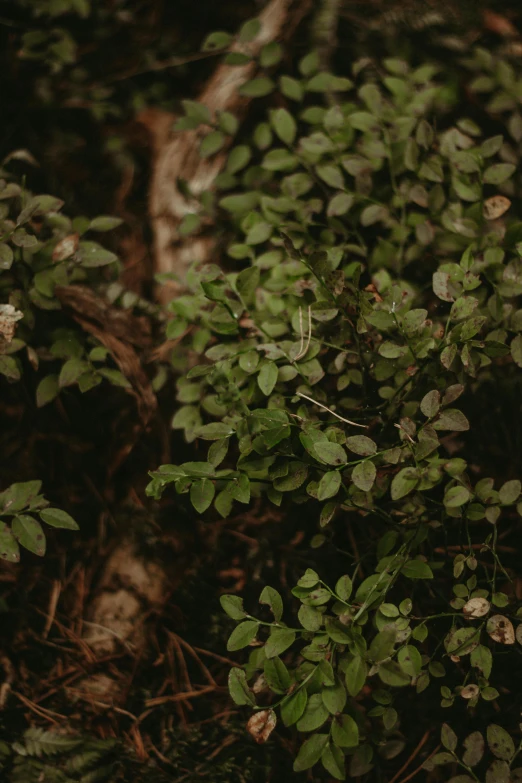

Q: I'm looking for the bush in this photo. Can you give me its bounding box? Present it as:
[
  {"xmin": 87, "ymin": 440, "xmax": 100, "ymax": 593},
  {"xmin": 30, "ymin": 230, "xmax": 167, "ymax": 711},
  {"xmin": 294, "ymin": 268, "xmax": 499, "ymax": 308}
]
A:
[{"xmin": 147, "ymin": 32, "xmax": 522, "ymax": 781}]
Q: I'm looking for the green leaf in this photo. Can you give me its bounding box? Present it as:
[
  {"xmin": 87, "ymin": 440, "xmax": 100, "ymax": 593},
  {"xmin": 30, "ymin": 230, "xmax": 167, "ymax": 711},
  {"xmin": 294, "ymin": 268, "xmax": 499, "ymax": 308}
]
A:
[
  {"xmin": 296, "ymin": 693, "xmax": 329, "ymax": 732},
  {"xmin": 352, "ymin": 460, "xmax": 376, "ymax": 492},
  {"xmin": 335, "ymin": 575, "xmax": 352, "ymax": 601},
  {"xmin": 328, "ymin": 192, "xmax": 354, "ymax": 217},
  {"xmin": 220, "ymin": 594, "xmax": 247, "ymax": 620},
  {"xmin": 483, "ymin": 164, "xmax": 516, "ymax": 185},
  {"xmin": 298, "ymin": 604, "xmax": 323, "ymax": 631},
  {"xmin": 322, "ymin": 743, "xmax": 346, "ymax": 780},
  {"xmin": 238, "ymin": 18, "xmax": 261, "ymax": 42},
  {"xmin": 36, "ymin": 375, "xmax": 59, "ymax": 407},
  {"xmin": 322, "ymin": 677, "xmax": 347, "ymax": 714},
  {"xmin": 200, "ymin": 131, "xmax": 226, "ymax": 158},
  {"xmin": 345, "ymin": 655, "xmax": 367, "ymax": 697},
  {"xmin": 0, "ymin": 243, "xmax": 14, "ymax": 270},
  {"xmin": 445, "ymin": 627, "xmax": 480, "ymax": 656},
  {"xmin": 463, "ymin": 731, "xmax": 485, "ymax": 767},
  {"xmin": 369, "ymin": 628, "xmax": 396, "ymax": 662},
  {"xmin": 227, "ymin": 145, "xmax": 251, "ymax": 175},
  {"xmin": 317, "ymin": 470, "xmax": 341, "ymax": 501},
  {"xmin": 397, "ymin": 645, "xmax": 422, "ymax": 676},
  {"xmin": 485, "ymin": 760, "xmax": 510, "ymax": 783},
  {"xmin": 179, "ymin": 213, "xmax": 201, "ymax": 236},
  {"xmin": 511, "ymin": 335, "xmax": 522, "ymax": 368},
  {"xmin": 271, "ymin": 108, "xmax": 297, "ymax": 145},
  {"xmin": 265, "ymin": 628, "xmax": 296, "ymax": 659},
  {"xmin": 89, "ymin": 216, "xmax": 123, "ymax": 232},
  {"xmin": 190, "ymin": 478, "xmax": 215, "ymax": 513},
  {"xmin": 420, "ymin": 390, "xmax": 441, "ymax": 418},
  {"xmin": 98, "ymin": 368, "xmax": 131, "ymax": 389},
  {"xmin": 0, "ymin": 355, "xmax": 21, "ymax": 381},
  {"xmin": 39, "ymin": 508, "xmax": 79, "ymax": 531},
  {"xmin": 298, "ymin": 568, "xmax": 320, "ymax": 588},
  {"xmin": 12, "ymin": 515, "xmax": 46, "ymax": 556},
  {"xmin": 391, "ymin": 468, "xmax": 419, "ymax": 500},
  {"xmin": 262, "ymin": 148, "xmax": 298, "ymax": 171},
  {"xmin": 281, "ymin": 688, "xmax": 307, "ymax": 726},
  {"xmin": 378, "ymin": 661, "xmax": 411, "ymax": 687},
  {"xmin": 181, "ymin": 462, "xmax": 215, "ymax": 477},
  {"xmin": 264, "ymin": 656, "xmax": 291, "ymax": 693},
  {"xmin": 76, "ymin": 241, "xmax": 117, "ymax": 267},
  {"xmin": 201, "ymin": 31, "xmax": 233, "ymax": 50},
  {"xmin": 279, "ymin": 75, "xmax": 304, "ymax": 101},
  {"xmin": 227, "ymin": 620, "xmax": 259, "ymax": 651},
  {"xmin": 239, "ymin": 77, "xmax": 275, "ymax": 98},
  {"xmin": 499, "ymin": 479, "xmax": 521, "ymax": 504},
  {"xmin": 260, "ymin": 41, "xmax": 282, "ymax": 67},
  {"xmin": 314, "ymin": 441, "xmax": 347, "ymax": 466},
  {"xmin": 450, "ymin": 296, "xmax": 478, "ymax": 321},
  {"xmin": 0, "ymin": 523, "xmax": 20, "ymax": 562},
  {"xmin": 273, "ymin": 461, "xmax": 308, "ymax": 491},
  {"xmin": 317, "ymin": 164, "xmax": 344, "ymax": 189},
  {"xmin": 487, "ymin": 725, "xmax": 515, "ymax": 761},
  {"xmin": 259, "ymin": 586, "xmax": 283, "ymax": 622},
  {"xmin": 58, "ymin": 358, "xmax": 90, "ymax": 388},
  {"xmin": 228, "ymin": 667, "xmax": 255, "ymax": 706},
  {"xmin": 444, "ymin": 485, "xmax": 471, "ymax": 507},
  {"xmin": 258, "ymin": 362, "xmax": 278, "ymax": 396},
  {"xmin": 236, "ymin": 266, "xmax": 260, "ymax": 303},
  {"xmin": 345, "ymin": 436, "xmax": 376, "ymax": 456},
  {"xmin": 331, "ymin": 714, "xmax": 359, "ymax": 747},
  {"xmin": 196, "ymin": 422, "xmax": 234, "ymax": 440},
  {"xmin": 293, "ymin": 734, "xmax": 329, "ymax": 772},
  {"xmin": 434, "ymin": 409, "xmax": 470, "ymax": 431},
  {"xmin": 401, "ymin": 560, "xmax": 433, "ymax": 579}
]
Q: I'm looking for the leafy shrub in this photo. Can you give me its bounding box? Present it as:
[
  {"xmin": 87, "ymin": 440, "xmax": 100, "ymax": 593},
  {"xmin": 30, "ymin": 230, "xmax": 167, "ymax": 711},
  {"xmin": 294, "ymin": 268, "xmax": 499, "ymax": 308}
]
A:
[
  {"xmin": 0, "ymin": 168, "xmax": 145, "ymax": 560},
  {"xmin": 147, "ymin": 25, "xmax": 522, "ymax": 781}
]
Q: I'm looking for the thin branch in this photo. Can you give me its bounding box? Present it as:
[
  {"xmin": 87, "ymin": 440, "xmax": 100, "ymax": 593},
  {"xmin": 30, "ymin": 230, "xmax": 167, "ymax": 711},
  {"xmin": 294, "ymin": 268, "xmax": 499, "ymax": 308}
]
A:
[{"xmin": 296, "ymin": 392, "xmax": 367, "ymax": 428}]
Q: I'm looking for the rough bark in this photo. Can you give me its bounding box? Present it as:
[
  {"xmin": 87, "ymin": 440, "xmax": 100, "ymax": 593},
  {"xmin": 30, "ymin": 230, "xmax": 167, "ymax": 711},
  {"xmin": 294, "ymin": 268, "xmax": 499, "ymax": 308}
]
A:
[{"xmin": 147, "ymin": 0, "xmax": 311, "ymax": 298}]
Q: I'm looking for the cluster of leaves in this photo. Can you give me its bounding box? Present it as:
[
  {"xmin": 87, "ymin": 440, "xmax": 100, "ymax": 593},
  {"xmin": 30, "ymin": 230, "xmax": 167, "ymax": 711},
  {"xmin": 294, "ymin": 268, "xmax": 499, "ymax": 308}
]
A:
[
  {"xmin": 0, "ymin": 169, "xmax": 147, "ymax": 560},
  {"xmin": 0, "ymin": 171, "xmax": 133, "ymax": 393},
  {"xmin": 424, "ymin": 722, "xmax": 522, "ymax": 782},
  {"xmin": 221, "ymin": 560, "xmax": 522, "ymax": 779},
  {"xmin": 0, "ymin": 727, "xmax": 118, "ymax": 783},
  {"xmin": 146, "ymin": 17, "xmax": 522, "ymax": 781},
  {"xmin": 0, "ymin": 480, "xmax": 78, "ymax": 562}
]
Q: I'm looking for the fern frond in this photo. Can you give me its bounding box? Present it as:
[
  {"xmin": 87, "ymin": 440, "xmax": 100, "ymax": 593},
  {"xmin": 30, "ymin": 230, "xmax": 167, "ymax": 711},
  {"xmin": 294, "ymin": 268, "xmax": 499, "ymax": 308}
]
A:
[
  {"xmin": 79, "ymin": 765, "xmax": 117, "ymax": 783},
  {"xmin": 16, "ymin": 727, "xmax": 82, "ymax": 758}
]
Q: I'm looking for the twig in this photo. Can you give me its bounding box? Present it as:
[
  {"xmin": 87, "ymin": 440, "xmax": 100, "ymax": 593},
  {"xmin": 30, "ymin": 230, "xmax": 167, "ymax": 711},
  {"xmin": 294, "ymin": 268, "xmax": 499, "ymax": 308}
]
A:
[
  {"xmin": 42, "ymin": 579, "xmax": 61, "ymax": 639},
  {"xmin": 12, "ymin": 691, "xmax": 66, "ymax": 723},
  {"xmin": 145, "ymin": 685, "xmax": 219, "ymax": 707},
  {"xmin": 294, "ymin": 305, "xmax": 312, "ymax": 361},
  {"xmin": 0, "ymin": 655, "xmax": 15, "ymax": 709},
  {"xmin": 170, "ymin": 633, "xmax": 217, "ymax": 686},
  {"xmin": 192, "ymin": 646, "xmax": 241, "ymax": 668},
  {"xmin": 296, "ymin": 392, "xmax": 367, "ymax": 428},
  {"xmin": 394, "ymin": 740, "xmax": 440, "ymax": 783}
]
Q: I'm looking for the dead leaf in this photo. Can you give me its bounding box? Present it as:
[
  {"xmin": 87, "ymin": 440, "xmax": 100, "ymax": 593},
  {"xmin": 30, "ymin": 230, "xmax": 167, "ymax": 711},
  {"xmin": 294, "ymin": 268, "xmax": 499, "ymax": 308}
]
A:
[
  {"xmin": 252, "ymin": 674, "xmax": 268, "ymax": 694},
  {"xmin": 483, "ymin": 10, "xmax": 518, "ymax": 38},
  {"xmin": 483, "ymin": 195, "xmax": 511, "ymax": 221},
  {"xmin": 55, "ymin": 285, "xmax": 156, "ymax": 425},
  {"xmin": 460, "ymin": 684, "xmax": 480, "ymax": 700},
  {"xmin": 487, "ymin": 614, "xmax": 515, "ymax": 644},
  {"xmin": 247, "ymin": 709, "xmax": 277, "ymax": 744},
  {"xmin": 463, "ymin": 597, "xmax": 490, "ymax": 619},
  {"xmin": 0, "ymin": 304, "xmax": 23, "ymax": 344},
  {"xmin": 52, "ymin": 233, "xmax": 79, "ymax": 262}
]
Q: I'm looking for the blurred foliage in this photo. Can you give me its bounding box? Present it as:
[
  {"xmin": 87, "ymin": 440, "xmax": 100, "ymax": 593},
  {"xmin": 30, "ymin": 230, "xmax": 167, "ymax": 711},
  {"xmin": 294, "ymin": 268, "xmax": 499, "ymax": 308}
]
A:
[{"xmin": 1, "ymin": 1, "xmax": 522, "ymax": 782}]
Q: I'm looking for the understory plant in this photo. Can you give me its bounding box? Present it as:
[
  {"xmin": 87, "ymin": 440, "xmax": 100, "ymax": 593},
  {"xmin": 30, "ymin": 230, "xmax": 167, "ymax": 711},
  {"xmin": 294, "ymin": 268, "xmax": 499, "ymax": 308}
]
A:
[{"xmin": 147, "ymin": 21, "xmax": 522, "ymax": 782}]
